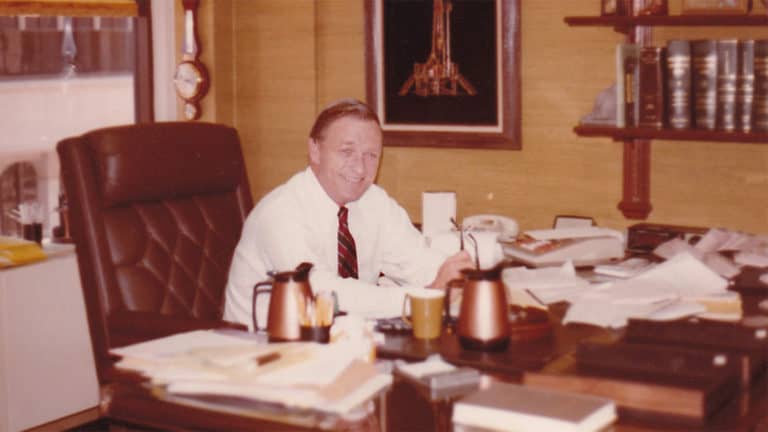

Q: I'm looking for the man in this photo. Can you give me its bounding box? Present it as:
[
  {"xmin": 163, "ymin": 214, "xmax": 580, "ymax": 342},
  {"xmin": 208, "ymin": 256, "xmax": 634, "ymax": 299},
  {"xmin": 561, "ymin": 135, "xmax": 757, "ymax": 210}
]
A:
[{"xmin": 224, "ymin": 98, "xmax": 472, "ymax": 329}]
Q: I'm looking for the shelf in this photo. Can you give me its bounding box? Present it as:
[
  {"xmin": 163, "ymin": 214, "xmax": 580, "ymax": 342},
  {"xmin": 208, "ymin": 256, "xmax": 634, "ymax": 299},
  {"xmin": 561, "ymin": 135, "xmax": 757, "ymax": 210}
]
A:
[
  {"xmin": 567, "ymin": 12, "xmax": 768, "ymax": 219},
  {"xmin": 574, "ymin": 125, "xmax": 768, "ymax": 144},
  {"xmin": 564, "ymin": 14, "xmax": 768, "ymax": 30}
]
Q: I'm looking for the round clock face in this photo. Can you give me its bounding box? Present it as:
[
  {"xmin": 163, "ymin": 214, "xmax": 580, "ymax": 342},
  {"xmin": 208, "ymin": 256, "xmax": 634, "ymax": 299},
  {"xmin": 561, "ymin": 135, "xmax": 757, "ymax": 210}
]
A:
[{"xmin": 174, "ymin": 61, "xmax": 206, "ymax": 101}]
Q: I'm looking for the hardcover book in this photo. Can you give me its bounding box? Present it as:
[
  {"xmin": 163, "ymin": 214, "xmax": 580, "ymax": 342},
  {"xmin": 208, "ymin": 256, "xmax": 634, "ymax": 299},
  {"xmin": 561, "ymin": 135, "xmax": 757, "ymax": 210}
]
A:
[
  {"xmin": 716, "ymin": 39, "xmax": 739, "ymax": 132},
  {"xmin": 616, "ymin": 43, "xmax": 640, "ymax": 127},
  {"xmin": 666, "ymin": 40, "xmax": 692, "ymax": 129},
  {"xmin": 637, "ymin": 46, "xmax": 665, "ymax": 128},
  {"xmin": 754, "ymin": 40, "xmax": 768, "ymax": 132},
  {"xmin": 691, "ymin": 39, "xmax": 718, "ymax": 130},
  {"xmin": 452, "ymin": 382, "xmax": 616, "ymax": 432},
  {"xmin": 737, "ymin": 40, "xmax": 755, "ymax": 133}
]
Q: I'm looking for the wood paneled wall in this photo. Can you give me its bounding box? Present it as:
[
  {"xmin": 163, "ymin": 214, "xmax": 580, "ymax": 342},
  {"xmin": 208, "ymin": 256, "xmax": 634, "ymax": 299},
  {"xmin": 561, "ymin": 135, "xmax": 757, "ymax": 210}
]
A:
[{"xmin": 201, "ymin": 0, "xmax": 768, "ymax": 234}]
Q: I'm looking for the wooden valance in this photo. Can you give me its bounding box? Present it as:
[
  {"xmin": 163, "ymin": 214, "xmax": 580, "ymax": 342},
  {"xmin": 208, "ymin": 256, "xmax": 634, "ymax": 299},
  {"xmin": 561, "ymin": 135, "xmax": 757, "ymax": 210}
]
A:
[{"xmin": 0, "ymin": 0, "xmax": 137, "ymax": 17}]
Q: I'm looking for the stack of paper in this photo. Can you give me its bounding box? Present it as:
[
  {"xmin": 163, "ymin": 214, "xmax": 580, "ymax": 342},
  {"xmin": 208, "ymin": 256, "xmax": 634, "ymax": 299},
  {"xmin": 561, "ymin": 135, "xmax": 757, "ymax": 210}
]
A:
[
  {"xmin": 500, "ymin": 227, "xmax": 624, "ymax": 267},
  {"xmin": 563, "ymin": 252, "xmax": 731, "ymax": 328},
  {"xmin": 502, "ymin": 262, "xmax": 591, "ymax": 306},
  {"xmin": 110, "ymin": 330, "xmax": 391, "ymax": 416}
]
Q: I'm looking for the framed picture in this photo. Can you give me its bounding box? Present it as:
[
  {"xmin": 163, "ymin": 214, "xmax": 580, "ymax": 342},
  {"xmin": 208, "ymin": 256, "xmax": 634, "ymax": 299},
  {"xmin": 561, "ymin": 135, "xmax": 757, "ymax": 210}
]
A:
[
  {"xmin": 681, "ymin": 0, "xmax": 751, "ymax": 14},
  {"xmin": 364, "ymin": 0, "xmax": 521, "ymax": 150}
]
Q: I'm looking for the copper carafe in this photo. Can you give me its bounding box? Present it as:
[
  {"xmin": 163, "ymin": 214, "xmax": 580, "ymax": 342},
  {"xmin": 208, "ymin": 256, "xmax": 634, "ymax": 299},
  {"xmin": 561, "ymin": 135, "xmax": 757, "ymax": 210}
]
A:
[
  {"xmin": 451, "ymin": 266, "xmax": 510, "ymax": 351},
  {"xmin": 252, "ymin": 262, "xmax": 313, "ymax": 342}
]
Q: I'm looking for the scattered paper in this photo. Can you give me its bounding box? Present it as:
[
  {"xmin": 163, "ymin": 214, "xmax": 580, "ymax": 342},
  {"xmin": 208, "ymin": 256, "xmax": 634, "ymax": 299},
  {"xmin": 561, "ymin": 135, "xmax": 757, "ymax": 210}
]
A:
[
  {"xmin": 502, "ymin": 262, "xmax": 591, "ymax": 305},
  {"xmin": 563, "ymin": 252, "xmax": 729, "ymax": 328},
  {"xmin": 110, "ymin": 330, "xmax": 258, "ymax": 361},
  {"xmin": 396, "ymin": 355, "xmax": 456, "ymax": 379}
]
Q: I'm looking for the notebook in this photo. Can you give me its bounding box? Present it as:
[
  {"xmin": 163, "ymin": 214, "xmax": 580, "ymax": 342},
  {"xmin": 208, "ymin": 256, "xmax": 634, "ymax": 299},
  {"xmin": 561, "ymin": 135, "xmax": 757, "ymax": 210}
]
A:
[{"xmin": 0, "ymin": 236, "xmax": 46, "ymax": 268}]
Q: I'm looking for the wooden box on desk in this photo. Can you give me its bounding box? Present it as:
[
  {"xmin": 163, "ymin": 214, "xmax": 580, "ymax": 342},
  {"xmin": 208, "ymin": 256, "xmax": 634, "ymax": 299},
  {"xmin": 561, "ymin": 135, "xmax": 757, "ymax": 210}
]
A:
[
  {"xmin": 626, "ymin": 223, "xmax": 707, "ymax": 254},
  {"xmin": 523, "ymin": 340, "xmax": 742, "ymax": 424},
  {"xmin": 624, "ymin": 318, "xmax": 768, "ymax": 385}
]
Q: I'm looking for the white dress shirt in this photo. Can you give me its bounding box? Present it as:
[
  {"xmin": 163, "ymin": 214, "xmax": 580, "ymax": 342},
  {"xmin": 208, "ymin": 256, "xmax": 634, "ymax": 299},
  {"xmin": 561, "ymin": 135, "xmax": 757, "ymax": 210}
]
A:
[{"xmin": 224, "ymin": 167, "xmax": 446, "ymax": 329}]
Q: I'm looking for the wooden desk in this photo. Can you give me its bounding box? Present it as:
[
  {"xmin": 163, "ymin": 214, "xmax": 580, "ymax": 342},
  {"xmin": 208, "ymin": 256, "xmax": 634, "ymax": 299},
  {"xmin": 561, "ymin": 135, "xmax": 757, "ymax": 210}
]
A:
[
  {"xmin": 103, "ymin": 290, "xmax": 768, "ymax": 432},
  {"xmin": 380, "ymin": 294, "xmax": 768, "ymax": 432}
]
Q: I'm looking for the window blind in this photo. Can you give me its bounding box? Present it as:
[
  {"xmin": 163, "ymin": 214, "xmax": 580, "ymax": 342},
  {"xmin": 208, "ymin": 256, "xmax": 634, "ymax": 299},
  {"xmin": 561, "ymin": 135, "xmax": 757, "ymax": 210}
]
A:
[{"xmin": 0, "ymin": 0, "xmax": 137, "ymax": 17}]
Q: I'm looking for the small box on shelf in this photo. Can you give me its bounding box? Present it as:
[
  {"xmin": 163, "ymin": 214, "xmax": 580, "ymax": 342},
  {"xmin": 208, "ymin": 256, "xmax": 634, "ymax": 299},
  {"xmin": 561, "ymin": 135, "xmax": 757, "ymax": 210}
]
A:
[
  {"xmin": 601, "ymin": 0, "xmax": 632, "ymax": 16},
  {"xmin": 682, "ymin": 0, "xmax": 752, "ymax": 15}
]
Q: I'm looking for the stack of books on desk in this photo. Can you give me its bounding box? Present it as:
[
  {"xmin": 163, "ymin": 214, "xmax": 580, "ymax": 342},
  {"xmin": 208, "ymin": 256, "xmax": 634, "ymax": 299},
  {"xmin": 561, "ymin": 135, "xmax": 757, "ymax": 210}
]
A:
[{"xmin": 523, "ymin": 317, "xmax": 768, "ymax": 425}]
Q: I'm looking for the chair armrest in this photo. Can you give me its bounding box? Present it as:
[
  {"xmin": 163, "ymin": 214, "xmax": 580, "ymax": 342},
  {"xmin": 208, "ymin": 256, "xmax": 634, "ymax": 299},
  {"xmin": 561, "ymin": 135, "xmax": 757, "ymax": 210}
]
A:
[{"xmin": 108, "ymin": 310, "xmax": 248, "ymax": 348}]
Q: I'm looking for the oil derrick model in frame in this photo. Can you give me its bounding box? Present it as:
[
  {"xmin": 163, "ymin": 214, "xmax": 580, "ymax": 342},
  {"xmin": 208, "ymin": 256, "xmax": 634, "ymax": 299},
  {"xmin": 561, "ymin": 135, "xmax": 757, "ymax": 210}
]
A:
[{"xmin": 398, "ymin": 0, "xmax": 477, "ymax": 97}]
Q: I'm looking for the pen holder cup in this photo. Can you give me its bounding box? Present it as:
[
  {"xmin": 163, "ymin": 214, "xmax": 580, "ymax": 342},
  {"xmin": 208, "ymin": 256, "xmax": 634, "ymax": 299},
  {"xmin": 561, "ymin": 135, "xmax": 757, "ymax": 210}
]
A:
[
  {"xmin": 22, "ymin": 223, "xmax": 43, "ymax": 244},
  {"xmin": 300, "ymin": 325, "xmax": 331, "ymax": 343}
]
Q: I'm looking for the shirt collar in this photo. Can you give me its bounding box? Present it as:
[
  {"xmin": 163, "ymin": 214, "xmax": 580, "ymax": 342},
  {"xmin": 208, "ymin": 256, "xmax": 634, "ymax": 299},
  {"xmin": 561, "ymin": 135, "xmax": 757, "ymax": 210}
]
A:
[{"xmin": 303, "ymin": 166, "xmax": 368, "ymax": 215}]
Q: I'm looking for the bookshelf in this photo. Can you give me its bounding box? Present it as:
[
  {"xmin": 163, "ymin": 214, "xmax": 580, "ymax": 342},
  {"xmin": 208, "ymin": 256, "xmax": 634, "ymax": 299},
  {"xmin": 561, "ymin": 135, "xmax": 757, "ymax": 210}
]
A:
[
  {"xmin": 574, "ymin": 125, "xmax": 768, "ymax": 143},
  {"xmin": 564, "ymin": 13, "xmax": 768, "ymax": 219},
  {"xmin": 565, "ymin": 14, "xmax": 768, "ymax": 30}
]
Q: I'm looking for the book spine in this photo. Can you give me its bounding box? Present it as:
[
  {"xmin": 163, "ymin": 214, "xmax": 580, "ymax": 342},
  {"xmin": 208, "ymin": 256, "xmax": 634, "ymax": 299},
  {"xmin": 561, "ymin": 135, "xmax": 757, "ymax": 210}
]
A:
[
  {"xmin": 616, "ymin": 44, "xmax": 627, "ymax": 127},
  {"xmin": 691, "ymin": 40, "xmax": 718, "ymax": 131},
  {"xmin": 716, "ymin": 39, "xmax": 739, "ymax": 132},
  {"xmin": 623, "ymin": 45, "xmax": 640, "ymax": 127},
  {"xmin": 754, "ymin": 40, "xmax": 768, "ymax": 132},
  {"xmin": 637, "ymin": 46, "xmax": 665, "ymax": 129},
  {"xmin": 737, "ymin": 40, "xmax": 755, "ymax": 133},
  {"xmin": 666, "ymin": 40, "xmax": 692, "ymax": 129}
]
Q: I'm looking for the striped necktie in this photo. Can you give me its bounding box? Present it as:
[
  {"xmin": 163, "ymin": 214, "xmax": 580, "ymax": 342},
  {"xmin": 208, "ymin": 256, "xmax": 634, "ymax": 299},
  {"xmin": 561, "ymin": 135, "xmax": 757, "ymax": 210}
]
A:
[{"xmin": 337, "ymin": 206, "xmax": 358, "ymax": 279}]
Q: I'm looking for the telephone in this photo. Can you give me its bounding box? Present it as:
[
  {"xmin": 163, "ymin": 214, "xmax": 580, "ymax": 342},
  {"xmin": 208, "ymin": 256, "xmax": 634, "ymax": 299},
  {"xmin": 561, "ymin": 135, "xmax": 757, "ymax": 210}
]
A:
[
  {"xmin": 462, "ymin": 214, "xmax": 519, "ymax": 238},
  {"xmin": 427, "ymin": 214, "xmax": 518, "ymax": 266}
]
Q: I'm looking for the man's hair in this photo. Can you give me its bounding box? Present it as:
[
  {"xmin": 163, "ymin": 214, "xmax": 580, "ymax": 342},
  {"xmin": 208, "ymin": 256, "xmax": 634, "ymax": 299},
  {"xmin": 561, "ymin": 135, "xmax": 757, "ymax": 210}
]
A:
[{"xmin": 309, "ymin": 98, "xmax": 381, "ymax": 141}]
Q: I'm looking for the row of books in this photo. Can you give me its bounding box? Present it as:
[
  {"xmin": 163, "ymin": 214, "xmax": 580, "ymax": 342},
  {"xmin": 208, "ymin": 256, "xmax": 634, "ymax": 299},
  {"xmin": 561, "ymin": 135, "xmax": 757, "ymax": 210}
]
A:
[{"xmin": 617, "ymin": 39, "xmax": 768, "ymax": 133}]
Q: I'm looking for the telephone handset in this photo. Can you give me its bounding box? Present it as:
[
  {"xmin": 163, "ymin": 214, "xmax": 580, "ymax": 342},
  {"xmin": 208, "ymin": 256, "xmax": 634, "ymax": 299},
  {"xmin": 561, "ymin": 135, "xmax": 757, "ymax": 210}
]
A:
[{"xmin": 462, "ymin": 214, "xmax": 519, "ymax": 238}]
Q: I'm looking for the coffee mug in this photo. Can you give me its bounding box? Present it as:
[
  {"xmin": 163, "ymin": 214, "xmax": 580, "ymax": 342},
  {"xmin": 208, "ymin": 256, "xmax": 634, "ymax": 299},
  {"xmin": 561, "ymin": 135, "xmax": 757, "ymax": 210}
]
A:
[{"xmin": 402, "ymin": 288, "xmax": 445, "ymax": 339}]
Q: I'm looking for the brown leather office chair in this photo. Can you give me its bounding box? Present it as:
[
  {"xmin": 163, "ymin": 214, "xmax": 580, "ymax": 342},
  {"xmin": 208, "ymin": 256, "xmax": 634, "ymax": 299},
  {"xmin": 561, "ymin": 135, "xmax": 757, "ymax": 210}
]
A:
[{"xmin": 57, "ymin": 122, "xmax": 252, "ymax": 428}]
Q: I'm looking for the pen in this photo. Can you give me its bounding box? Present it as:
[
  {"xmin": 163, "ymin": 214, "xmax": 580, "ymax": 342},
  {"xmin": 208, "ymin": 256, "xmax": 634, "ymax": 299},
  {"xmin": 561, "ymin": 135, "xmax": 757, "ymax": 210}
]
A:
[
  {"xmin": 451, "ymin": 217, "xmax": 464, "ymax": 251},
  {"xmin": 255, "ymin": 351, "xmax": 281, "ymax": 366},
  {"xmin": 524, "ymin": 289, "xmax": 546, "ymax": 307}
]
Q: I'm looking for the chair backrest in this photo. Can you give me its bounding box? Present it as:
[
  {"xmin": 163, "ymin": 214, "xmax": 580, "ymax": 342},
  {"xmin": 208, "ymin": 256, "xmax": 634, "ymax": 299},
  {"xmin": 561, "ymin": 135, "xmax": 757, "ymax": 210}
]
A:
[{"xmin": 57, "ymin": 122, "xmax": 252, "ymax": 384}]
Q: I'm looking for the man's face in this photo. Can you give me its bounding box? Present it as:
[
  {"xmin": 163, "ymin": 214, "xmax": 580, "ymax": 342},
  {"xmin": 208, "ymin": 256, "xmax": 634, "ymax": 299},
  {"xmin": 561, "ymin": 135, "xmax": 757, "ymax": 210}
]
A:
[{"xmin": 309, "ymin": 116, "xmax": 382, "ymax": 206}]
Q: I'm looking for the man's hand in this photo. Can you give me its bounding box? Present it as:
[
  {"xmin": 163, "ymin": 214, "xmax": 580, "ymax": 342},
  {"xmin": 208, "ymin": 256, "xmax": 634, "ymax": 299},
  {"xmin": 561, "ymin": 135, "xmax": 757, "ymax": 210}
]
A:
[{"xmin": 427, "ymin": 250, "xmax": 474, "ymax": 290}]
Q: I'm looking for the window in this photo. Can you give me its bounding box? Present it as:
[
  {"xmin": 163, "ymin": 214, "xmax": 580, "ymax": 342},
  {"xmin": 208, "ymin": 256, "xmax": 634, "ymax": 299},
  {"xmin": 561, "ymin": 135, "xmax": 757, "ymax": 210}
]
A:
[{"xmin": 0, "ymin": 0, "xmax": 152, "ymax": 239}]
